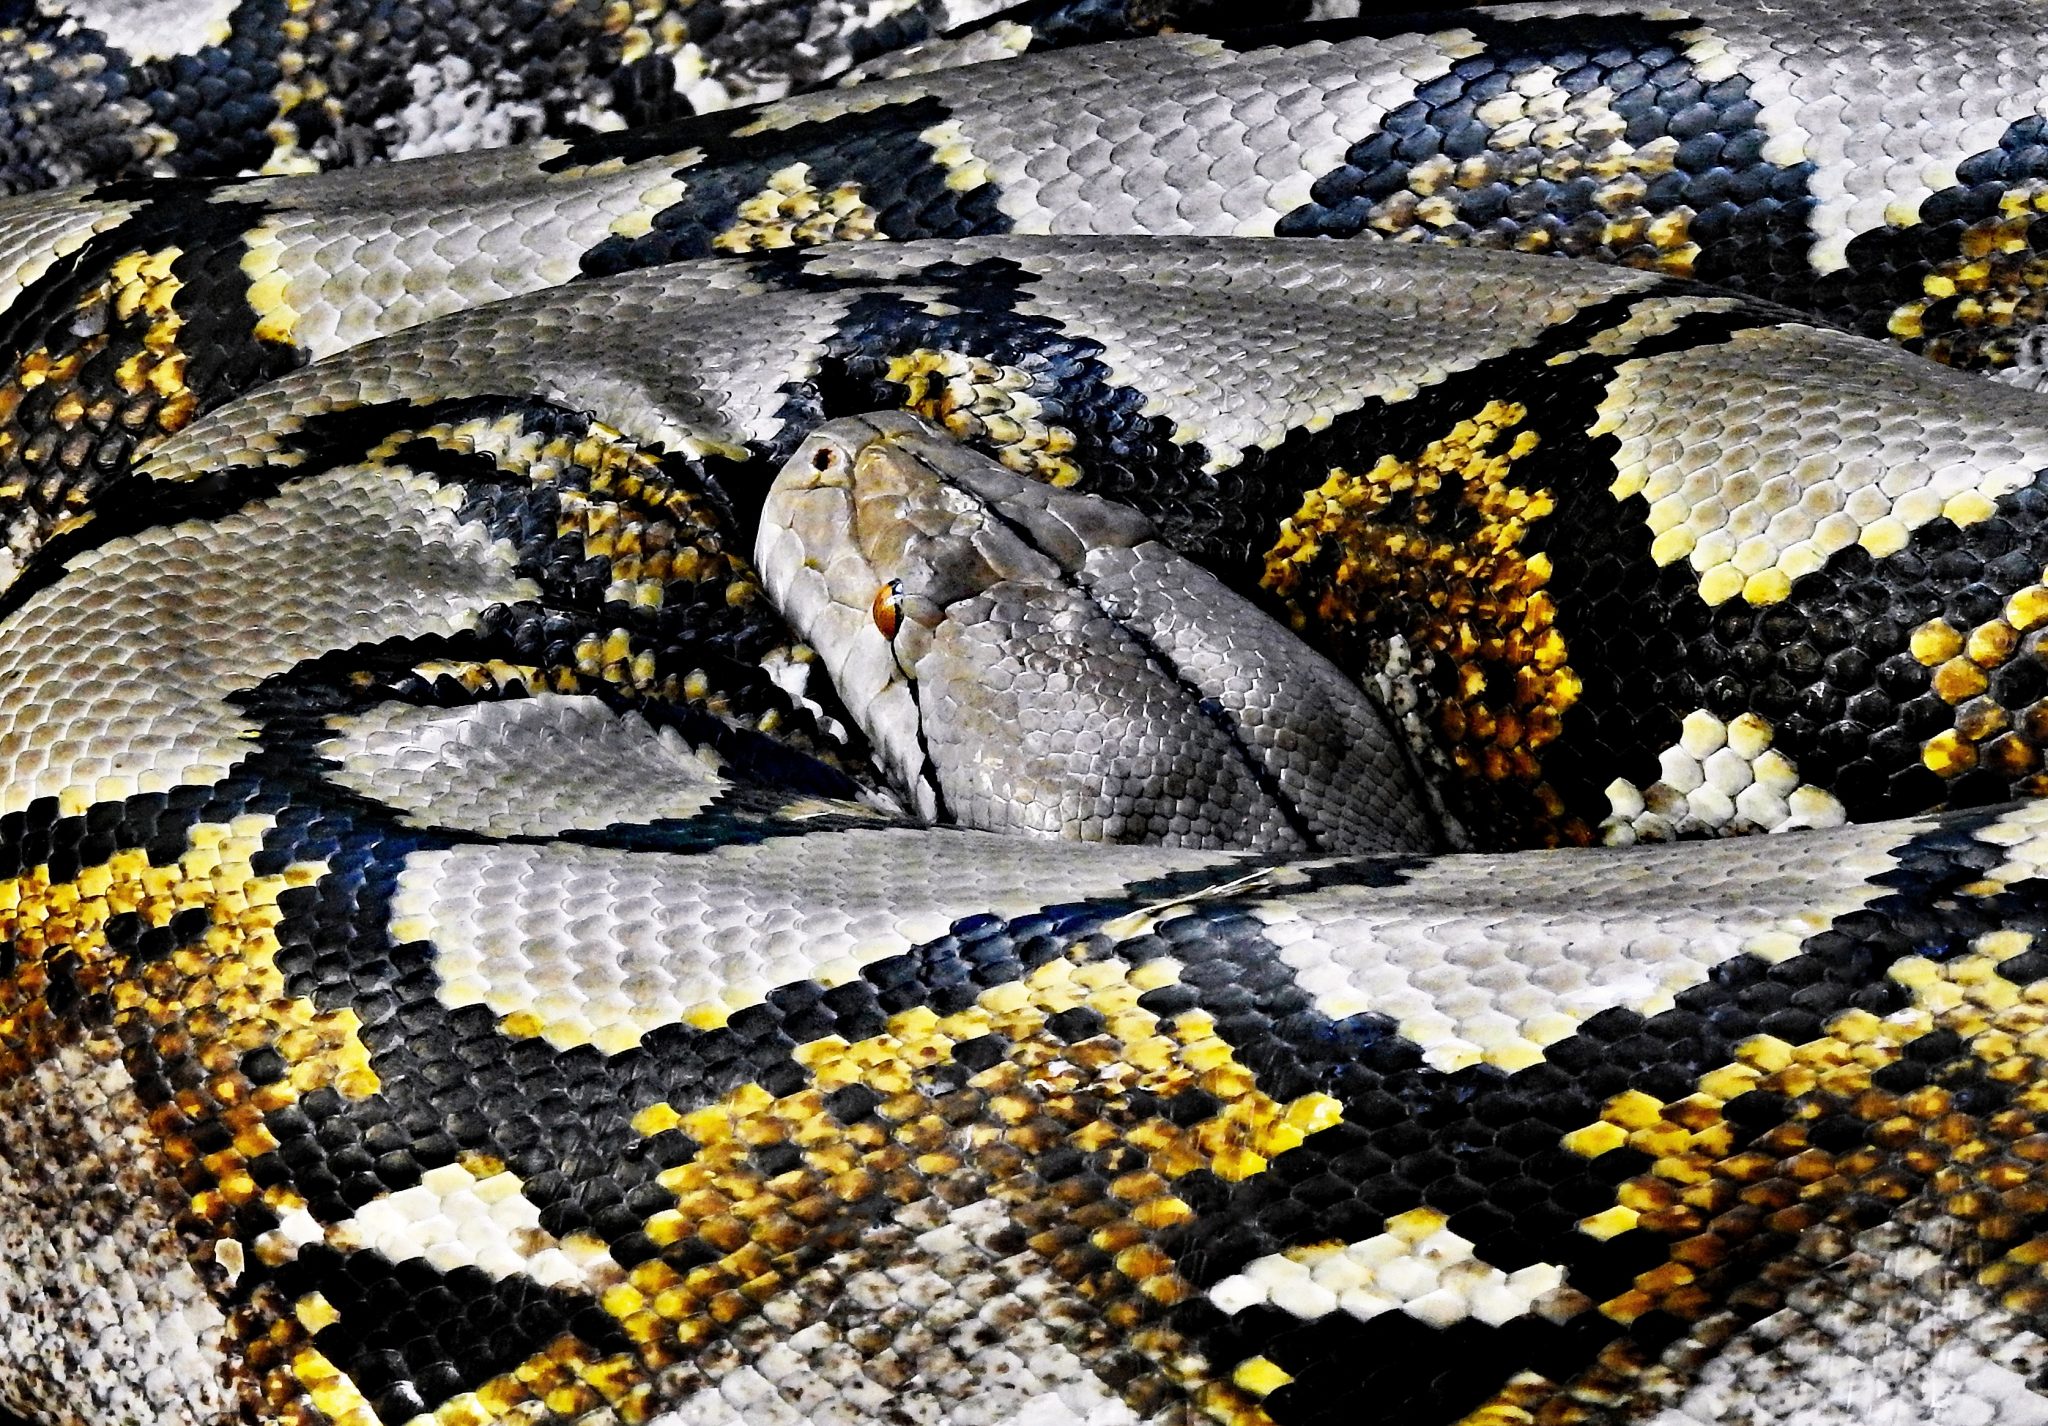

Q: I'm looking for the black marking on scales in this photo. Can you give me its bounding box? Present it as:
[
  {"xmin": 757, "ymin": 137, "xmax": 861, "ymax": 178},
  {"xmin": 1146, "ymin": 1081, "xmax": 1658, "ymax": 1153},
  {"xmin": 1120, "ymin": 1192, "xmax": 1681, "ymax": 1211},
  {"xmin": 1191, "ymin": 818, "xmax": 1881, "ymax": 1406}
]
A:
[{"xmin": 568, "ymin": 95, "xmax": 1014, "ymax": 278}]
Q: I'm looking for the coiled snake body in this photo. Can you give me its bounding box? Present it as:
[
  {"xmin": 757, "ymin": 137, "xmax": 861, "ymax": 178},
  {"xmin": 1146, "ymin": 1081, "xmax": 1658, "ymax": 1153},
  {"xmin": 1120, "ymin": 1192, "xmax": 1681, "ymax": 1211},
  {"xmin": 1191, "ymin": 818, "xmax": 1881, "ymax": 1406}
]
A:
[{"xmin": 14, "ymin": 2, "xmax": 2048, "ymax": 1424}]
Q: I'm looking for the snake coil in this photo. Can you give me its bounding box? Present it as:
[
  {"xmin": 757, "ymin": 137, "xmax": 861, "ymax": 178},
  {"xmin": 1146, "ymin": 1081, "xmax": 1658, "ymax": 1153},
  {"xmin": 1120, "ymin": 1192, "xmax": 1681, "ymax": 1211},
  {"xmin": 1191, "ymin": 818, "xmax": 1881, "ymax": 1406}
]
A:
[{"xmin": 11, "ymin": 2, "xmax": 2048, "ymax": 1425}]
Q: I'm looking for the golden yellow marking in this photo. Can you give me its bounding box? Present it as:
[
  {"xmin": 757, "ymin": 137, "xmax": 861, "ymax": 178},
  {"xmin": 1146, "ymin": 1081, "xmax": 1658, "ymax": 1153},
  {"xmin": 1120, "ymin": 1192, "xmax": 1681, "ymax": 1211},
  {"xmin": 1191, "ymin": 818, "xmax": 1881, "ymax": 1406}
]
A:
[
  {"xmin": 1231, "ymin": 1357, "xmax": 1294, "ymax": 1396},
  {"xmin": 258, "ymin": 2, "xmax": 336, "ymax": 178},
  {"xmin": 364, "ymin": 414, "xmax": 818, "ymax": 742},
  {"xmin": 240, "ymin": 221, "xmax": 302, "ymax": 346},
  {"xmin": 292, "ymin": 1292, "xmax": 342, "ymax": 1334},
  {"xmin": 1887, "ymin": 181, "xmax": 2048, "ymax": 368},
  {"xmin": 1261, "ymin": 400, "xmax": 1584, "ymax": 843},
  {"xmin": 0, "ymin": 815, "xmax": 387, "ymax": 1423},
  {"xmin": 598, "ymin": 0, "xmax": 689, "ymax": 71},
  {"xmin": 1357, "ymin": 87, "xmax": 1696, "ymax": 274},
  {"xmin": 1911, "ymin": 617, "xmax": 1966, "ymax": 665},
  {"xmin": 293, "ymin": 1345, "xmax": 382, "ymax": 1426},
  {"xmin": 0, "ymin": 243, "xmax": 197, "ymax": 577},
  {"xmin": 1561, "ymin": 1120, "xmax": 1628, "ymax": 1157},
  {"xmin": 403, "ymin": 658, "xmax": 544, "ymax": 696},
  {"xmin": 315, "ymin": 421, "xmax": 695, "ymax": 738},
  {"xmin": 1473, "ymin": 887, "xmax": 2048, "ymax": 1421},
  {"xmin": 919, "ymin": 119, "xmax": 997, "ymax": 194},
  {"xmin": 440, "ymin": 951, "xmax": 1333, "ymax": 1423},
  {"xmin": 1454, "ymin": 1372, "xmax": 1560, "ymax": 1426},
  {"xmin": 884, "ymin": 347, "xmax": 1084, "ymax": 487},
  {"xmin": 1908, "ymin": 582, "xmax": 2048, "ymax": 792},
  {"xmin": 0, "ymin": 820, "xmax": 372, "ymax": 1209},
  {"xmin": 710, "ymin": 162, "xmax": 882, "ymax": 253},
  {"xmin": 1574, "ymin": 1205, "xmax": 1639, "ymax": 1241}
]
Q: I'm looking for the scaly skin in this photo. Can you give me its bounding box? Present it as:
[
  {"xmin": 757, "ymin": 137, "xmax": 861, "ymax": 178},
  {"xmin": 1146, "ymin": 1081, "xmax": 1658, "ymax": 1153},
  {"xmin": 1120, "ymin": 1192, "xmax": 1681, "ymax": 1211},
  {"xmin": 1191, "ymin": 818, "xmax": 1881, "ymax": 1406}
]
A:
[{"xmin": 9, "ymin": 6, "xmax": 2048, "ymax": 1426}]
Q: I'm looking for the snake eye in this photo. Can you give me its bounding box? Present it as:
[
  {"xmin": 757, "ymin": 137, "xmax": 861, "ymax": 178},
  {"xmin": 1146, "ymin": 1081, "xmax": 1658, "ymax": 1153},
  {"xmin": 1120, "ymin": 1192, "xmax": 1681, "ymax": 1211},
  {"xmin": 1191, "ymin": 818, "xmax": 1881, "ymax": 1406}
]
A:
[{"xmin": 872, "ymin": 580, "xmax": 903, "ymax": 639}]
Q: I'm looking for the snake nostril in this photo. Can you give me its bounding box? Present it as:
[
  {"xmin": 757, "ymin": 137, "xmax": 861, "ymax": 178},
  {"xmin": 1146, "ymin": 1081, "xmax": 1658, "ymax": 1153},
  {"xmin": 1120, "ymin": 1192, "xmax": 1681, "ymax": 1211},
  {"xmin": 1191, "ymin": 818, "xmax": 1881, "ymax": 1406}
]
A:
[{"xmin": 811, "ymin": 445, "xmax": 836, "ymax": 471}]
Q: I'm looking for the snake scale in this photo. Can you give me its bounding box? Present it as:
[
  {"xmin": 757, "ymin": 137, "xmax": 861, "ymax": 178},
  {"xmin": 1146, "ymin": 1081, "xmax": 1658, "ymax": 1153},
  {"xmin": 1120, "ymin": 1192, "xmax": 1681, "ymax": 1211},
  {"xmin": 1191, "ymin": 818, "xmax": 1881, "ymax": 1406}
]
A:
[{"xmin": 22, "ymin": 0, "xmax": 2048, "ymax": 1423}]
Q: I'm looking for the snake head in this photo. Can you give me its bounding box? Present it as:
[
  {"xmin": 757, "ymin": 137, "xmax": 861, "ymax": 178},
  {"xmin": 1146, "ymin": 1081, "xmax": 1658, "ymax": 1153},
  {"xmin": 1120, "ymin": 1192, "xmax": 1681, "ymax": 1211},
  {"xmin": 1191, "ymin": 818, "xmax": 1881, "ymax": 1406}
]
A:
[{"xmin": 758, "ymin": 412, "xmax": 1437, "ymax": 854}]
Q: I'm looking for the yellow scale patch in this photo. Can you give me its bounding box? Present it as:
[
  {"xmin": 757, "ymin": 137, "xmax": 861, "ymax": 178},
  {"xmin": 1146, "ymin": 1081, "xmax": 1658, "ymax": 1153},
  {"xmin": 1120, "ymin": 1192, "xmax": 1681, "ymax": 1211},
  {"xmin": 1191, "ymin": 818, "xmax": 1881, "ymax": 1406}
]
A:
[
  {"xmin": 712, "ymin": 162, "xmax": 883, "ymax": 253},
  {"xmin": 918, "ymin": 120, "xmax": 999, "ymax": 195},
  {"xmin": 241, "ymin": 218, "xmax": 307, "ymax": 346},
  {"xmin": 258, "ymin": 0, "xmax": 343, "ymax": 177},
  {"xmin": 1456, "ymin": 925, "xmax": 2048, "ymax": 1422},
  {"xmin": 366, "ymin": 412, "xmax": 818, "ymax": 732},
  {"xmin": 1260, "ymin": 399, "xmax": 1586, "ymax": 843},
  {"xmin": 1887, "ymin": 181, "xmax": 2048, "ymax": 369},
  {"xmin": 884, "ymin": 347, "xmax": 1085, "ymax": 487},
  {"xmin": 354, "ymin": 412, "xmax": 879, "ymax": 790},
  {"xmin": 418, "ymin": 950, "xmax": 1341, "ymax": 1426},
  {"xmin": 0, "ymin": 814, "xmax": 397, "ymax": 1425},
  {"xmin": 1907, "ymin": 578, "xmax": 2048, "ymax": 788},
  {"xmin": 598, "ymin": 0, "xmax": 691, "ymax": 67},
  {"xmin": 0, "ymin": 243, "xmax": 198, "ymax": 571},
  {"xmin": 1359, "ymin": 78, "xmax": 1697, "ymax": 274}
]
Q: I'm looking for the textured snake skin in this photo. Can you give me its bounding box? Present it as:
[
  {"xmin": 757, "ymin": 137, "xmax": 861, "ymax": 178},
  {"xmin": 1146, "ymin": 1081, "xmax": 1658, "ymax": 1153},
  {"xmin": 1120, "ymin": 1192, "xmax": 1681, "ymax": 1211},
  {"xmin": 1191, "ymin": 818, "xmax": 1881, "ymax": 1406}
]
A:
[
  {"xmin": 0, "ymin": 0, "xmax": 1276, "ymax": 193},
  {"xmin": 14, "ymin": 3, "xmax": 2048, "ymax": 1426}
]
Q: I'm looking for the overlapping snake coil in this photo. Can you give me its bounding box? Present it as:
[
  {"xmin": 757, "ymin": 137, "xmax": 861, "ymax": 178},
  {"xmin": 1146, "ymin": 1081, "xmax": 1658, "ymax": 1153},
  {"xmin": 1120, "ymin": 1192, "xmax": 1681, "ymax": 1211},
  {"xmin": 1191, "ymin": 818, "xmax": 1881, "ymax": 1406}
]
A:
[{"xmin": 16, "ymin": 1, "xmax": 2048, "ymax": 1423}]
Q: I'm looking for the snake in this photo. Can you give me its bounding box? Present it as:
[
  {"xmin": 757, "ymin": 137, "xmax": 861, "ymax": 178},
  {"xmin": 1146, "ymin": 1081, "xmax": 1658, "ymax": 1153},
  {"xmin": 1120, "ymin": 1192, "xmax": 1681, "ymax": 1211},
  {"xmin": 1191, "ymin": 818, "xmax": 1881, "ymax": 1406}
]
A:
[{"xmin": 18, "ymin": 1, "xmax": 2048, "ymax": 1423}]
